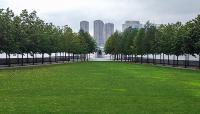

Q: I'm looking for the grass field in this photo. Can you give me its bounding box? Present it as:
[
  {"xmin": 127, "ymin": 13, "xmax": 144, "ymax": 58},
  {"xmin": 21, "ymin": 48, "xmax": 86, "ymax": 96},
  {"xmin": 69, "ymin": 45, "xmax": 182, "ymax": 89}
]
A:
[{"xmin": 0, "ymin": 62, "xmax": 200, "ymax": 113}]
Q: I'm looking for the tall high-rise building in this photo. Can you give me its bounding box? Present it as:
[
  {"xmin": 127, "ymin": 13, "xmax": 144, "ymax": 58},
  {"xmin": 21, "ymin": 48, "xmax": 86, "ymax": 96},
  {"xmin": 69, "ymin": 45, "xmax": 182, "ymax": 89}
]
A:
[
  {"xmin": 104, "ymin": 23, "xmax": 114, "ymax": 43},
  {"xmin": 94, "ymin": 20, "xmax": 104, "ymax": 47},
  {"xmin": 80, "ymin": 21, "xmax": 89, "ymax": 33},
  {"xmin": 122, "ymin": 21, "xmax": 142, "ymax": 31}
]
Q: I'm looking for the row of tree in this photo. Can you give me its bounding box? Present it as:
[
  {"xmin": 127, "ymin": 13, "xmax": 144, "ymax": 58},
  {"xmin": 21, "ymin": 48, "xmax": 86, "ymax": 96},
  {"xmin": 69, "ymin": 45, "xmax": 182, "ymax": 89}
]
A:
[
  {"xmin": 105, "ymin": 15, "xmax": 200, "ymax": 68},
  {"xmin": 0, "ymin": 8, "xmax": 96, "ymax": 66}
]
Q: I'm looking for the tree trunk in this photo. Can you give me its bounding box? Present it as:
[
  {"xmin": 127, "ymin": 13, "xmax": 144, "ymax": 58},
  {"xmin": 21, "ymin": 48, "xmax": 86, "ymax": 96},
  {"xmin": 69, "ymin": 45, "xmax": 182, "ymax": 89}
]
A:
[
  {"xmin": 168, "ymin": 55, "xmax": 170, "ymax": 65},
  {"xmin": 84, "ymin": 54, "xmax": 86, "ymax": 62},
  {"xmin": 185, "ymin": 54, "xmax": 187, "ymax": 68},
  {"xmin": 17, "ymin": 54, "xmax": 19, "ymax": 64},
  {"xmin": 155, "ymin": 54, "xmax": 157, "ymax": 64},
  {"xmin": 160, "ymin": 54, "xmax": 162, "ymax": 64},
  {"xmin": 73, "ymin": 53, "xmax": 75, "ymax": 62},
  {"xmin": 32, "ymin": 53, "xmax": 35, "ymax": 65},
  {"xmin": 60, "ymin": 52, "xmax": 62, "ymax": 62},
  {"xmin": 188, "ymin": 55, "xmax": 190, "ymax": 67},
  {"xmin": 49, "ymin": 54, "xmax": 52, "ymax": 64},
  {"xmin": 87, "ymin": 54, "xmax": 89, "ymax": 61},
  {"xmin": 199, "ymin": 54, "xmax": 200, "ymax": 69},
  {"xmin": 130, "ymin": 55, "xmax": 132, "ymax": 62},
  {"xmin": 131, "ymin": 55, "xmax": 133, "ymax": 62},
  {"xmin": 6, "ymin": 53, "xmax": 8, "ymax": 65},
  {"xmin": 80, "ymin": 54, "xmax": 82, "ymax": 62},
  {"xmin": 55, "ymin": 53, "xmax": 57, "ymax": 63},
  {"xmin": 77, "ymin": 54, "xmax": 79, "ymax": 62},
  {"xmin": 129, "ymin": 55, "xmax": 131, "ymax": 62},
  {"xmin": 21, "ymin": 53, "xmax": 24, "ymax": 66},
  {"xmin": 42, "ymin": 53, "xmax": 44, "ymax": 64},
  {"xmin": 86, "ymin": 54, "xmax": 87, "ymax": 61},
  {"xmin": 128, "ymin": 55, "xmax": 130, "ymax": 62},
  {"xmin": 121, "ymin": 54, "xmax": 123, "ymax": 62},
  {"xmin": 153, "ymin": 54, "xmax": 155, "ymax": 64},
  {"xmin": 173, "ymin": 55, "xmax": 175, "ymax": 67},
  {"xmin": 35, "ymin": 54, "xmax": 37, "ymax": 63},
  {"xmin": 62, "ymin": 52, "xmax": 65, "ymax": 63},
  {"xmin": 68, "ymin": 53, "xmax": 70, "ymax": 62},
  {"xmin": 135, "ymin": 55, "xmax": 137, "ymax": 63},
  {"xmin": 65, "ymin": 52, "xmax": 67, "ymax": 61},
  {"xmin": 8, "ymin": 53, "xmax": 11, "ymax": 67},
  {"xmin": 177, "ymin": 56, "xmax": 179, "ymax": 66},
  {"xmin": 27, "ymin": 53, "xmax": 29, "ymax": 64},
  {"xmin": 163, "ymin": 53, "xmax": 165, "ymax": 66}
]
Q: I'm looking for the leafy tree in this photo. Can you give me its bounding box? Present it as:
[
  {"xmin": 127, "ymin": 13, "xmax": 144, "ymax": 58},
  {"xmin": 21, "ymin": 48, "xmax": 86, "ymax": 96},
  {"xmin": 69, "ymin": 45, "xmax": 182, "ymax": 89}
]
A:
[
  {"xmin": 121, "ymin": 27, "xmax": 138, "ymax": 61},
  {"xmin": 160, "ymin": 24, "xmax": 176, "ymax": 65},
  {"xmin": 78, "ymin": 30, "xmax": 96, "ymax": 61},
  {"xmin": 135, "ymin": 28, "xmax": 145, "ymax": 63},
  {"xmin": 63, "ymin": 26, "xmax": 75, "ymax": 61},
  {"xmin": 105, "ymin": 34, "xmax": 115, "ymax": 55},
  {"xmin": 171, "ymin": 22, "xmax": 184, "ymax": 66},
  {"xmin": 0, "ymin": 8, "xmax": 15, "ymax": 66},
  {"xmin": 19, "ymin": 9, "xmax": 31, "ymax": 64},
  {"xmin": 154, "ymin": 27, "xmax": 163, "ymax": 64},
  {"xmin": 191, "ymin": 15, "xmax": 200, "ymax": 68},
  {"xmin": 182, "ymin": 21, "xmax": 196, "ymax": 67},
  {"xmin": 105, "ymin": 31, "xmax": 122, "ymax": 60},
  {"xmin": 144, "ymin": 21, "xmax": 156, "ymax": 63}
]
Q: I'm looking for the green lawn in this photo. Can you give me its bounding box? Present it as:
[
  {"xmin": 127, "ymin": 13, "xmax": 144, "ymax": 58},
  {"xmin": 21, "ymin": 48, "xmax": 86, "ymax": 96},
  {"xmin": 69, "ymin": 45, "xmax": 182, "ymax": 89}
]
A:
[{"xmin": 0, "ymin": 62, "xmax": 200, "ymax": 113}]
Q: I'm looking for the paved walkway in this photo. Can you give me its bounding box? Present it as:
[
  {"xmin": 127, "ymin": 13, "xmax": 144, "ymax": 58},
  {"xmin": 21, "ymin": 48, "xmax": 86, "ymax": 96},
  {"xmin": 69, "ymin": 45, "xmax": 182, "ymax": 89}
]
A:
[
  {"xmin": 0, "ymin": 61, "xmax": 76, "ymax": 70},
  {"xmin": 90, "ymin": 57, "xmax": 112, "ymax": 61}
]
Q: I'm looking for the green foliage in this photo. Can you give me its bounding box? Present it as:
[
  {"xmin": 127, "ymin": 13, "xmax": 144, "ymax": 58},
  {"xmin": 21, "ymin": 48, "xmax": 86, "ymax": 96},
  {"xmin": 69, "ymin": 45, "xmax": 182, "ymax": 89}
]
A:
[
  {"xmin": 78, "ymin": 30, "xmax": 96, "ymax": 54},
  {"xmin": 122, "ymin": 27, "xmax": 138, "ymax": 55},
  {"xmin": 105, "ymin": 31, "xmax": 122, "ymax": 55},
  {"xmin": 171, "ymin": 22, "xmax": 184, "ymax": 56},
  {"xmin": 191, "ymin": 15, "xmax": 200, "ymax": 54},
  {"xmin": 135, "ymin": 28, "xmax": 145, "ymax": 55},
  {"xmin": 0, "ymin": 8, "xmax": 96, "ymax": 57},
  {"xmin": 144, "ymin": 21, "xmax": 156, "ymax": 54},
  {"xmin": 105, "ymin": 15, "xmax": 200, "ymax": 58}
]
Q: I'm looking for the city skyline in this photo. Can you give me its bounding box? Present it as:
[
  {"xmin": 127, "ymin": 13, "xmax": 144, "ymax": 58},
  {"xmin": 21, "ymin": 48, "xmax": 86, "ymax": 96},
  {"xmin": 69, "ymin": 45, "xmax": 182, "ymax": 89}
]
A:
[
  {"xmin": 122, "ymin": 21, "xmax": 143, "ymax": 31},
  {"xmin": 94, "ymin": 20, "xmax": 104, "ymax": 47},
  {"xmin": 80, "ymin": 21, "xmax": 89, "ymax": 33},
  {"xmin": 84, "ymin": 20, "xmax": 114, "ymax": 47},
  {"xmin": 105, "ymin": 23, "xmax": 114, "ymax": 42},
  {"xmin": 1, "ymin": 0, "xmax": 200, "ymax": 35}
]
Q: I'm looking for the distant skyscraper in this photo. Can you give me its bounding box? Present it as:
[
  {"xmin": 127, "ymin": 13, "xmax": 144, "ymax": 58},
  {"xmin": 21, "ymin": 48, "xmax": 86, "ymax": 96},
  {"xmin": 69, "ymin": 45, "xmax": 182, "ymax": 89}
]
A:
[
  {"xmin": 80, "ymin": 21, "xmax": 89, "ymax": 33},
  {"xmin": 122, "ymin": 21, "xmax": 142, "ymax": 31},
  {"xmin": 104, "ymin": 23, "xmax": 114, "ymax": 43},
  {"xmin": 94, "ymin": 20, "xmax": 104, "ymax": 47}
]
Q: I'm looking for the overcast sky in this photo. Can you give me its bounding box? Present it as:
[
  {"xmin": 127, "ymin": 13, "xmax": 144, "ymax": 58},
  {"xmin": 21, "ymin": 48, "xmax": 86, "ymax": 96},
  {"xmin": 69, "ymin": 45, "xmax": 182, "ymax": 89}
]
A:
[{"xmin": 1, "ymin": 0, "xmax": 200, "ymax": 34}]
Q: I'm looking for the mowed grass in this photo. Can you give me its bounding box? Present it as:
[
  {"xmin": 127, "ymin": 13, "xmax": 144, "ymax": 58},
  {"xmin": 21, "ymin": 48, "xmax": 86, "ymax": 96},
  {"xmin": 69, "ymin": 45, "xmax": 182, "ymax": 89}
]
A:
[{"xmin": 0, "ymin": 62, "xmax": 200, "ymax": 113}]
